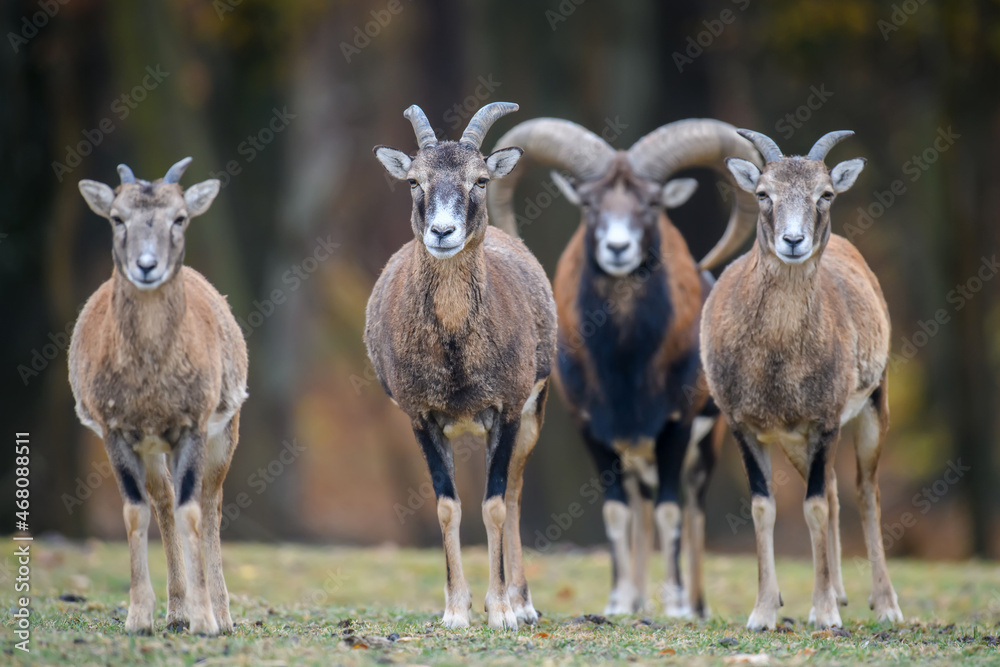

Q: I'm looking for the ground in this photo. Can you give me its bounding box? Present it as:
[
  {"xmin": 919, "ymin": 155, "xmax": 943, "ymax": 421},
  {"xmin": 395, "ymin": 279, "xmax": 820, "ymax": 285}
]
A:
[{"xmin": 2, "ymin": 540, "xmax": 999, "ymax": 665}]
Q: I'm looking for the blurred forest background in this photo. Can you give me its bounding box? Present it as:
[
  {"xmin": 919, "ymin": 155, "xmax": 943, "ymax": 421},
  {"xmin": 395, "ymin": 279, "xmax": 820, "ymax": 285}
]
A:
[{"xmin": 2, "ymin": 0, "xmax": 1000, "ymax": 561}]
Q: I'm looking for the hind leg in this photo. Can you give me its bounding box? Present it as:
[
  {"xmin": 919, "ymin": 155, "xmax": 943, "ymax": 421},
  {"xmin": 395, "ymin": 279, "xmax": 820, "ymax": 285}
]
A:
[
  {"xmin": 655, "ymin": 419, "xmax": 693, "ymax": 618},
  {"xmin": 803, "ymin": 428, "xmax": 842, "ymax": 628},
  {"xmin": 201, "ymin": 413, "xmax": 239, "ymax": 634},
  {"xmin": 146, "ymin": 452, "xmax": 186, "ymax": 629},
  {"xmin": 504, "ymin": 380, "xmax": 547, "ymax": 626},
  {"xmin": 825, "ymin": 464, "xmax": 848, "ymax": 607},
  {"xmin": 854, "ymin": 393, "xmax": 902, "ymax": 623},
  {"xmin": 483, "ymin": 412, "xmax": 521, "ymax": 630},
  {"xmin": 683, "ymin": 416, "xmax": 722, "ymax": 619},
  {"xmin": 627, "ymin": 477, "xmax": 654, "ymax": 614}
]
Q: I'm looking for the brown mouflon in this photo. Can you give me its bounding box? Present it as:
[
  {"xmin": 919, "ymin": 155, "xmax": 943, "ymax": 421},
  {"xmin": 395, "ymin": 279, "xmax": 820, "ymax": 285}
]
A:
[
  {"xmin": 701, "ymin": 130, "xmax": 902, "ymax": 630},
  {"xmin": 366, "ymin": 103, "xmax": 556, "ymax": 630},
  {"xmin": 71, "ymin": 158, "xmax": 247, "ymax": 636}
]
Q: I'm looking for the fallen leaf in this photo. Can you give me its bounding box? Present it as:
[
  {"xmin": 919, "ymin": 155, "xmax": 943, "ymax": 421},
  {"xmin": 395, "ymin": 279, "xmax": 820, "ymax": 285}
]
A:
[
  {"xmin": 534, "ymin": 632, "xmax": 550, "ymax": 638},
  {"xmin": 659, "ymin": 648, "xmax": 676, "ymax": 655},
  {"xmin": 796, "ymin": 648, "xmax": 817, "ymax": 658}
]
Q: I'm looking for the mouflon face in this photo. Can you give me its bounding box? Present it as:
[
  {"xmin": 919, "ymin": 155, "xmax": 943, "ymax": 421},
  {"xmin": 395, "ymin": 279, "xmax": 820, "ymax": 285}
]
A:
[{"xmin": 78, "ymin": 158, "xmax": 220, "ymax": 290}]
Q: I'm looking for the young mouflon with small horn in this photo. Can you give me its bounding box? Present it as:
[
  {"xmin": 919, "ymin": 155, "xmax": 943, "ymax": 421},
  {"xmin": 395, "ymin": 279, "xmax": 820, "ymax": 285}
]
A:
[
  {"xmin": 366, "ymin": 103, "xmax": 556, "ymax": 630},
  {"xmin": 700, "ymin": 130, "xmax": 903, "ymax": 630},
  {"xmin": 70, "ymin": 158, "xmax": 247, "ymax": 635}
]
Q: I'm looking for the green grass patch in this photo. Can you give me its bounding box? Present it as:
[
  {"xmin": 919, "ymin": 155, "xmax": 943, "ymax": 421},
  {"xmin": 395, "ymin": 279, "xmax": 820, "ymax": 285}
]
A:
[{"xmin": 2, "ymin": 541, "xmax": 999, "ymax": 665}]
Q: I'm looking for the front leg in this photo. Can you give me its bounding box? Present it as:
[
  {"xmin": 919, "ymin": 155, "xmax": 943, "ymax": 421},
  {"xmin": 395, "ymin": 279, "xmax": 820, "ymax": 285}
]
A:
[
  {"xmin": 733, "ymin": 428, "xmax": 781, "ymax": 631},
  {"xmin": 583, "ymin": 431, "xmax": 635, "ymax": 615},
  {"xmin": 106, "ymin": 431, "xmax": 155, "ymax": 634},
  {"xmin": 413, "ymin": 419, "xmax": 471, "ymax": 629},
  {"xmin": 804, "ymin": 427, "xmax": 843, "ymax": 628},
  {"xmin": 654, "ymin": 420, "xmax": 692, "ymax": 618},
  {"xmin": 483, "ymin": 412, "xmax": 520, "ymax": 630}
]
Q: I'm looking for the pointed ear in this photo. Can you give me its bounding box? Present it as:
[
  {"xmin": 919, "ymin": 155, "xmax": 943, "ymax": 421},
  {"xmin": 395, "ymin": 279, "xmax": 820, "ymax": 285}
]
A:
[
  {"xmin": 830, "ymin": 158, "xmax": 866, "ymax": 193},
  {"xmin": 550, "ymin": 170, "xmax": 581, "ymax": 206},
  {"xmin": 78, "ymin": 180, "xmax": 115, "ymax": 217},
  {"xmin": 726, "ymin": 158, "xmax": 761, "ymax": 193},
  {"xmin": 373, "ymin": 146, "xmax": 412, "ymax": 180},
  {"xmin": 184, "ymin": 179, "xmax": 221, "ymax": 217},
  {"xmin": 660, "ymin": 177, "xmax": 699, "ymax": 209},
  {"xmin": 485, "ymin": 147, "xmax": 522, "ymax": 179}
]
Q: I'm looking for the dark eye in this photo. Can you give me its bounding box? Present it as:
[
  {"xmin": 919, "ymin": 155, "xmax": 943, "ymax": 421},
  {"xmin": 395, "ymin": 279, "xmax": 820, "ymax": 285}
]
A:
[
  {"xmin": 173, "ymin": 216, "xmax": 186, "ymax": 226},
  {"xmin": 756, "ymin": 191, "xmax": 769, "ymax": 202},
  {"xmin": 407, "ymin": 178, "xmax": 418, "ymax": 188},
  {"xmin": 475, "ymin": 177, "xmax": 489, "ymax": 188},
  {"xmin": 821, "ymin": 191, "xmax": 834, "ymax": 201},
  {"xmin": 111, "ymin": 215, "xmax": 124, "ymax": 226}
]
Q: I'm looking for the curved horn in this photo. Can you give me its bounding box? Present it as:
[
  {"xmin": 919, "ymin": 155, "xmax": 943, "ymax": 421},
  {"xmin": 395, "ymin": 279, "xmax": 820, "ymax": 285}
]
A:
[
  {"xmin": 626, "ymin": 119, "xmax": 765, "ymax": 270},
  {"xmin": 735, "ymin": 129, "xmax": 783, "ymax": 164},
  {"xmin": 404, "ymin": 105, "xmax": 437, "ymax": 150},
  {"xmin": 163, "ymin": 156, "xmax": 193, "ymax": 184},
  {"xmin": 117, "ymin": 164, "xmax": 136, "ymax": 185},
  {"xmin": 460, "ymin": 102, "xmax": 519, "ymax": 150},
  {"xmin": 806, "ymin": 130, "xmax": 854, "ymax": 161},
  {"xmin": 486, "ymin": 118, "xmax": 616, "ymax": 236}
]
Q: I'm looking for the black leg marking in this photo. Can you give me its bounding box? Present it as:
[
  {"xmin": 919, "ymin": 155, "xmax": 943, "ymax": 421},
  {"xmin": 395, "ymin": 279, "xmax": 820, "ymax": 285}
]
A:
[
  {"xmin": 583, "ymin": 429, "xmax": 626, "ymax": 503},
  {"xmin": 654, "ymin": 420, "xmax": 690, "ymax": 505},
  {"xmin": 485, "ymin": 417, "xmax": 519, "ymax": 500},
  {"xmin": 414, "ymin": 424, "xmax": 457, "ymax": 500},
  {"xmin": 734, "ymin": 430, "xmax": 769, "ymax": 498},
  {"xmin": 119, "ymin": 467, "xmax": 144, "ymax": 503},
  {"xmin": 806, "ymin": 446, "xmax": 827, "ymax": 499},
  {"xmin": 178, "ymin": 467, "xmax": 197, "ymax": 505}
]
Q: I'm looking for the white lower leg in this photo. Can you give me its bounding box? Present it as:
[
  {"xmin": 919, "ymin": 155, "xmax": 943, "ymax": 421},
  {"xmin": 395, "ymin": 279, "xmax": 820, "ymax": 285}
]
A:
[
  {"xmin": 177, "ymin": 503, "xmax": 218, "ymax": 636},
  {"xmin": 804, "ymin": 495, "xmax": 841, "ymax": 628},
  {"xmin": 655, "ymin": 501, "xmax": 690, "ymax": 617},
  {"xmin": 747, "ymin": 495, "xmax": 781, "ymax": 631},
  {"xmin": 483, "ymin": 497, "xmax": 516, "ymax": 630},
  {"xmin": 124, "ymin": 504, "xmax": 155, "ymax": 634},
  {"xmin": 602, "ymin": 500, "xmax": 636, "ymax": 614},
  {"xmin": 437, "ymin": 497, "xmax": 471, "ymax": 629}
]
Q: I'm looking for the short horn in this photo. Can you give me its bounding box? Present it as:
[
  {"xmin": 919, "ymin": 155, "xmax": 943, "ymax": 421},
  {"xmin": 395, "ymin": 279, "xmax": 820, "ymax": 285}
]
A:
[
  {"xmin": 626, "ymin": 119, "xmax": 765, "ymax": 270},
  {"xmin": 404, "ymin": 105, "xmax": 437, "ymax": 150},
  {"xmin": 806, "ymin": 130, "xmax": 854, "ymax": 161},
  {"xmin": 163, "ymin": 156, "xmax": 193, "ymax": 184},
  {"xmin": 735, "ymin": 129, "xmax": 783, "ymax": 164},
  {"xmin": 460, "ymin": 102, "xmax": 519, "ymax": 150},
  {"xmin": 117, "ymin": 164, "xmax": 136, "ymax": 184},
  {"xmin": 486, "ymin": 118, "xmax": 616, "ymax": 236}
]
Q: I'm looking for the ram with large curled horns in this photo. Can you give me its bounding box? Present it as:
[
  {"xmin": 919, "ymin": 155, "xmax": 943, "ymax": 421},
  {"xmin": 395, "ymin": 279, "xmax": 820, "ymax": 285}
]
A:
[
  {"xmin": 700, "ymin": 129, "xmax": 902, "ymax": 630},
  {"xmin": 488, "ymin": 118, "xmax": 761, "ymax": 617},
  {"xmin": 366, "ymin": 102, "xmax": 557, "ymax": 630}
]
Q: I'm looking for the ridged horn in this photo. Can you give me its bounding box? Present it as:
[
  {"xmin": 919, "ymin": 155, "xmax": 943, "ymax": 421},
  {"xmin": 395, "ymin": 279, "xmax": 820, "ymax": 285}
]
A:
[
  {"xmin": 806, "ymin": 130, "xmax": 854, "ymax": 161},
  {"xmin": 486, "ymin": 118, "xmax": 616, "ymax": 236},
  {"xmin": 163, "ymin": 156, "xmax": 193, "ymax": 184},
  {"xmin": 735, "ymin": 129, "xmax": 783, "ymax": 163},
  {"xmin": 627, "ymin": 119, "xmax": 765, "ymax": 270},
  {"xmin": 117, "ymin": 164, "xmax": 136, "ymax": 185},
  {"xmin": 460, "ymin": 102, "xmax": 519, "ymax": 150},
  {"xmin": 404, "ymin": 105, "xmax": 437, "ymax": 150}
]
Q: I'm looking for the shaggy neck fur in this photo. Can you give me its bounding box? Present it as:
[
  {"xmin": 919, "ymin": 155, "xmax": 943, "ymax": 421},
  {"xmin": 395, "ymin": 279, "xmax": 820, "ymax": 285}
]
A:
[
  {"xmin": 410, "ymin": 234, "xmax": 488, "ymax": 333},
  {"xmin": 111, "ymin": 267, "xmax": 186, "ymax": 356},
  {"xmin": 745, "ymin": 242, "xmax": 825, "ymax": 344}
]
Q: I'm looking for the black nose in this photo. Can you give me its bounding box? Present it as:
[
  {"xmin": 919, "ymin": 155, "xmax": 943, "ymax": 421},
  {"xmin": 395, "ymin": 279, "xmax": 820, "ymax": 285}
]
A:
[
  {"xmin": 137, "ymin": 254, "xmax": 158, "ymax": 276},
  {"xmin": 782, "ymin": 234, "xmax": 805, "ymax": 249},
  {"xmin": 607, "ymin": 241, "xmax": 629, "ymax": 257},
  {"xmin": 430, "ymin": 225, "xmax": 455, "ymax": 240}
]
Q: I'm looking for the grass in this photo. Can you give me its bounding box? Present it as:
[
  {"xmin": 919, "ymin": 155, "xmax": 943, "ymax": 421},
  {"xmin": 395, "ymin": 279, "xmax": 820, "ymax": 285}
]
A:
[{"xmin": 2, "ymin": 540, "xmax": 999, "ymax": 665}]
